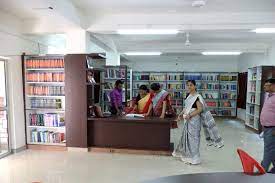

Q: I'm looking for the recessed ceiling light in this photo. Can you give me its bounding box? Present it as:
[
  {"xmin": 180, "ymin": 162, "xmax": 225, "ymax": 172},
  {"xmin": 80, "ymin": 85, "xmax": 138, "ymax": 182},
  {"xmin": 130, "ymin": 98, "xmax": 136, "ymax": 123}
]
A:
[
  {"xmin": 124, "ymin": 52, "xmax": 162, "ymax": 56},
  {"xmin": 251, "ymin": 28, "xmax": 275, "ymax": 33},
  {"xmin": 117, "ymin": 29, "xmax": 179, "ymax": 35},
  {"xmin": 192, "ymin": 0, "xmax": 206, "ymax": 8},
  {"xmin": 202, "ymin": 51, "xmax": 242, "ymax": 55}
]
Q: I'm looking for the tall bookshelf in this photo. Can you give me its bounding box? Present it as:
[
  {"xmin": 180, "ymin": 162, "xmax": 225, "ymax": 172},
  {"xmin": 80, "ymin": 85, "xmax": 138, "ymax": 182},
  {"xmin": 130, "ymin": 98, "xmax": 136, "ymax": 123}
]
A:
[
  {"xmin": 102, "ymin": 66, "xmax": 132, "ymax": 113},
  {"xmin": 23, "ymin": 55, "xmax": 66, "ymax": 147},
  {"xmin": 132, "ymin": 71, "xmax": 238, "ymax": 117},
  {"xmin": 245, "ymin": 66, "xmax": 275, "ymax": 133}
]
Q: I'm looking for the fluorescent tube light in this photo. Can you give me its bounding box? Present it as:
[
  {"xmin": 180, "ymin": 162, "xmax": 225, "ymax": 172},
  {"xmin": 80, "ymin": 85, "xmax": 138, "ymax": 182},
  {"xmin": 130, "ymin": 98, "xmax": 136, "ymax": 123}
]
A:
[
  {"xmin": 202, "ymin": 52, "xmax": 242, "ymax": 55},
  {"xmin": 117, "ymin": 29, "xmax": 179, "ymax": 35},
  {"xmin": 252, "ymin": 28, "xmax": 275, "ymax": 33},
  {"xmin": 124, "ymin": 52, "xmax": 162, "ymax": 56}
]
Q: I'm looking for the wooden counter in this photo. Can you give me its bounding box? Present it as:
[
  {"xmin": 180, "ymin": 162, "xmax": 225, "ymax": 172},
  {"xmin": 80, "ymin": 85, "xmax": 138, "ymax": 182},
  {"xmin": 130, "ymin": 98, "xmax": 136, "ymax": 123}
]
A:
[{"xmin": 87, "ymin": 117, "xmax": 175, "ymax": 152}]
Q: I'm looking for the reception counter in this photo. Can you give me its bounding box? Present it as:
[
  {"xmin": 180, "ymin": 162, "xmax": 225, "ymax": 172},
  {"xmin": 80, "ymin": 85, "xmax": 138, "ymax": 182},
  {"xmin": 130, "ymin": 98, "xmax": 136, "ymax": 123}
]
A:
[{"xmin": 87, "ymin": 117, "xmax": 175, "ymax": 154}]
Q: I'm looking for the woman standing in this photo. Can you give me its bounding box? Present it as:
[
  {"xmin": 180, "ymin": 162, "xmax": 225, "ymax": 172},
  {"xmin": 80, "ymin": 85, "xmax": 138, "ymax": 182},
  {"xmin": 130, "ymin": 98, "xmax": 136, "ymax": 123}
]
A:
[
  {"xmin": 145, "ymin": 83, "xmax": 175, "ymax": 119},
  {"xmin": 173, "ymin": 80, "xmax": 205, "ymax": 165}
]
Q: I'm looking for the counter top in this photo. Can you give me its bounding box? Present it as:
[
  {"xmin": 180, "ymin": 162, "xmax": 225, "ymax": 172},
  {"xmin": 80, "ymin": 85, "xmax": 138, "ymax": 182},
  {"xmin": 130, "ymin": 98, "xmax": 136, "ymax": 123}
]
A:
[{"xmin": 87, "ymin": 116, "xmax": 176, "ymax": 124}]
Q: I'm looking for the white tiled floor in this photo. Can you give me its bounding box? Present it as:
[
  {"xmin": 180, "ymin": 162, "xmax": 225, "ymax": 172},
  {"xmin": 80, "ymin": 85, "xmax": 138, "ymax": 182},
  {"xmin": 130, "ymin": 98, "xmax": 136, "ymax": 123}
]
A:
[{"xmin": 0, "ymin": 119, "xmax": 263, "ymax": 183}]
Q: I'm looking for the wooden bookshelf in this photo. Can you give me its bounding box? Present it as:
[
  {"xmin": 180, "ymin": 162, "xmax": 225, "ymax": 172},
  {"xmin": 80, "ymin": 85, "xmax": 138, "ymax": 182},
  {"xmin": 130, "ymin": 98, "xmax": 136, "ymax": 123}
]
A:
[{"xmin": 22, "ymin": 54, "xmax": 66, "ymax": 147}]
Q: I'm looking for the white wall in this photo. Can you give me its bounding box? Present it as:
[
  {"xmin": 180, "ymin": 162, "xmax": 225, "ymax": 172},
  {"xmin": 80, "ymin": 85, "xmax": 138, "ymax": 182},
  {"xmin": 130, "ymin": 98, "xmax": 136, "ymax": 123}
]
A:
[
  {"xmin": 123, "ymin": 55, "xmax": 239, "ymax": 72},
  {"xmin": 0, "ymin": 10, "xmax": 49, "ymax": 152},
  {"xmin": 238, "ymin": 53, "xmax": 271, "ymax": 73}
]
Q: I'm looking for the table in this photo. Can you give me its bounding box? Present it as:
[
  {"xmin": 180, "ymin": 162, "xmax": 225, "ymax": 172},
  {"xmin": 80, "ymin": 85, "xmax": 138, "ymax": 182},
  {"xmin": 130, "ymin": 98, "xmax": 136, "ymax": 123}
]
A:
[
  {"xmin": 87, "ymin": 116, "xmax": 175, "ymax": 152},
  {"xmin": 144, "ymin": 172, "xmax": 275, "ymax": 183}
]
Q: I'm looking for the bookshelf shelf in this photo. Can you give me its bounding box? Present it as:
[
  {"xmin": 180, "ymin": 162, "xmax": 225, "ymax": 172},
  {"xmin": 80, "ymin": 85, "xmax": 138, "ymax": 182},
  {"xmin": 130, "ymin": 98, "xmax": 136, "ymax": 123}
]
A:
[
  {"xmin": 26, "ymin": 68, "xmax": 64, "ymax": 71},
  {"xmin": 23, "ymin": 55, "xmax": 66, "ymax": 147},
  {"xmin": 28, "ymin": 126, "xmax": 65, "ymax": 130},
  {"xmin": 28, "ymin": 142, "xmax": 66, "ymax": 146},
  {"xmin": 27, "ymin": 95, "xmax": 65, "ymax": 98}
]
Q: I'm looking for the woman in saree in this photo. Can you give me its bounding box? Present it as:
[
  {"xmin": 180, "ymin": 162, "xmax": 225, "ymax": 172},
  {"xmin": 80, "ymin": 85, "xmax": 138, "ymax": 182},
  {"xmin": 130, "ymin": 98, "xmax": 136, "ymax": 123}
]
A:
[
  {"xmin": 173, "ymin": 80, "xmax": 205, "ymax": 165},
  {"xmin": 145, "ymin": 83, "xmax": 175, "ymax": 119},
  {"xmin": 131, "ymin": 85, "xmax": 153, "ymax": 114}
]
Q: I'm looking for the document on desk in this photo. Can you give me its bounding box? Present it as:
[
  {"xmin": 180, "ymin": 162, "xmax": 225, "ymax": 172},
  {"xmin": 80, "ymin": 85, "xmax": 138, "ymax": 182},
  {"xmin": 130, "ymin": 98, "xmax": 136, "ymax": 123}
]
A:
[{"xmin": 125, "ymin": 114, "xmax": 145, "ymax": 118}]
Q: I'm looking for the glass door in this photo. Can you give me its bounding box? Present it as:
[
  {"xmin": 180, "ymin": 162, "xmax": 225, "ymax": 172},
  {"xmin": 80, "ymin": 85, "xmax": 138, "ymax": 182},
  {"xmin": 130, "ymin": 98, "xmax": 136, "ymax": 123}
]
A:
[{"xmin": 0, "ymin": 60, "xmax": 10, "ymax": 158}]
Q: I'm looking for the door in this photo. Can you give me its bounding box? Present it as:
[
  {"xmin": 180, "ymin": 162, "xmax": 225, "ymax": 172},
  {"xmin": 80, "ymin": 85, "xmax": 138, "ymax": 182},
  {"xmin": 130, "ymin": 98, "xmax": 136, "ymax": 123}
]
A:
[{"xmin": 0, "ymin": 59, "xmax": 10, "ymax": 158}]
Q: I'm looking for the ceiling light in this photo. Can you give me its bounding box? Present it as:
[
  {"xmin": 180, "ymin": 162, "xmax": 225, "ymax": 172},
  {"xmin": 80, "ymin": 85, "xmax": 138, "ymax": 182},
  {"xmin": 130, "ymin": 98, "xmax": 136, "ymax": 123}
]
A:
[
  {"xmin": 117, "ymin": 29, "xmax": 179, "ymax": 35},
  {"xmin": 192, "ymin": 0, "xmax": 206, "ymax": 8},
  {"xmin": 124, "ymin": 52, "xmax": 162, "ymax": 56},
  {"xmin": 202, "ymin": 52, "xmax": 242, "ymax": 55},
  {"xmin": 252, "ymin": 28, "xmax": 275, "ymax": 33}
]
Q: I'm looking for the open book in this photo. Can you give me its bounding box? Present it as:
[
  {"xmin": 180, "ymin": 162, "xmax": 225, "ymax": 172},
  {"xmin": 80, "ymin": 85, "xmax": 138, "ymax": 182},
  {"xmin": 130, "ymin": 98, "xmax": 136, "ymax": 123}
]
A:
[{"xmin": 125, "ymin": 114, "xmax": 145, "ymax": 118}]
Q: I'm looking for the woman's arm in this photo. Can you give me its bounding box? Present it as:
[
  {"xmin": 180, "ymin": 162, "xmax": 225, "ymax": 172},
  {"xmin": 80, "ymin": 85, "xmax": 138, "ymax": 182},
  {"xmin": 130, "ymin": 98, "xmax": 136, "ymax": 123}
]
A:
[
  {"xmin": 160, "ymin": 100, "xmax": 167, "ymax": 119},
  {"xmin": 185, "ymin": 101, "xmax": 203, "ymax": 120},
  {"xmin": 144, "ymin": 104, "xmax": 153, "ymax": 117}
]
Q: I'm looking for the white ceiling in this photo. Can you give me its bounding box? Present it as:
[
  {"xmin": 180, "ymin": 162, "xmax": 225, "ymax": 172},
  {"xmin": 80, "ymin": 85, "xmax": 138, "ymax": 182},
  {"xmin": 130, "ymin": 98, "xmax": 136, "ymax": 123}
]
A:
[
  {"xmin": 71, "ymin": 0, "xmax": 275, "ymax": 14},
  {"xmin": 0, "ymin": 0, "xmax": 275, "ymax": 54}
]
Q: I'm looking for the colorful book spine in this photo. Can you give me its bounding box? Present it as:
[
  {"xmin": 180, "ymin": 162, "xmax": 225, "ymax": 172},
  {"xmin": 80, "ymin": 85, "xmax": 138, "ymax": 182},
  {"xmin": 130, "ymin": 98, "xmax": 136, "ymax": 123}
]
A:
[
  {"xmin": 26, "ymin": 72, "xmax": 65, "ymax": 82},
  {"xmin": 31, "ymin": 129, "xmax": 65, "ymax": 143},
  {"xmin": 25, "ymin": 59, "xmax": 64, "ymax": 69}
]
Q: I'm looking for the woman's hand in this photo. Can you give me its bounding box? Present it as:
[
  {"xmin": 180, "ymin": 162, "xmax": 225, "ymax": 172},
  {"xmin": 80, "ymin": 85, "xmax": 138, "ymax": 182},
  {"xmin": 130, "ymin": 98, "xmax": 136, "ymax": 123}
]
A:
[
  {"xmin": 176, "ymin": 115, "xmax": 183, "ymax": 122},
  {"xmin": 184, "ymin": 114, "xmax": 191, "ymax": 120}
]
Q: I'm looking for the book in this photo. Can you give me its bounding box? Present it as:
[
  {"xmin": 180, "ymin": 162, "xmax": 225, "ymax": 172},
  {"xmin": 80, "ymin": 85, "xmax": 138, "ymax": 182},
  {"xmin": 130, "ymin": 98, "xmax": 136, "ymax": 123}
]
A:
[{"xmin": 126, "ymin": 114, "xmax": 144, "ymax": 118}]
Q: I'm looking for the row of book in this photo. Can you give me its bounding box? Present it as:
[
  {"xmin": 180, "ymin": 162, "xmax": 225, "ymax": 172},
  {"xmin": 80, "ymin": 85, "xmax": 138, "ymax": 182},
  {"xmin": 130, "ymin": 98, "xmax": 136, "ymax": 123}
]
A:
[
  {"xmin": 201, "ymin": 74, "xmax": 219, "ymax": 81},
  {"xmin": 202, "ymin": 93, "xmax": 219, "ymax": 99},
  {"xmin": 150, "ymin": 75, "xmax": 166, "ymax": 81},
  {"xmin": 206, "ymin": 101, "xmax": 218, "ymax": 107},
  {"xmin": 29, "ymin": 113, "xmax": 65, "ymax": 127},
  {"xmin": 27, "ymin": 86, "xmax": 65, "ymax": 96},
  {"xmin": 30, "ymin": 129, "xmax": 65, "ymax": 144},
  {"xmin": 105, "ymin": 68, "xmax": 126, "ymax": 79},
  {"xmin": 25, "ymin": 59, "xmax": 64, "ymax": 69},
  {"xmin": 248, "ymin": 105, "xmax": 255, "ymax": 115},
  {"xmin": 133, "ymin": 83, "xmax": 150, "ymax": 90},
  {"xmin": 184, "ymin": 74, "xmax": 202, "ymax": 81},
  {"xmin": 169, "ymin": 91, "xmax": 184, "ymax": 99},
  {"xmin": 31, "ymin": 99, "xmax": 63, "ymax": 109},
  {"xmin": 168, "ymin": 84, "xmax": 184, "ymax": 90},
  {"xmin": 220, "ymin": 84, "xmax": 237, "ymax": 91},
  {"xmin": 168, "ymin": 75, "xmax": 184, "ymax": 81},
  {"xmin": 220, "ymin": 75, "xmax": 237, "ymax": 81},
  {"xmin": 171, "ymin": 100, "xmax": 183, "ymax": 106},
  {"xmin": 201, "ymin": 83, "xmax": 220, "ymax": 90},
  {"xmin": 133, "ymin": 74, "xmax": 150, "ymax": 81},
  {"xmin": 220, "ymin": 93, "xmax": 237, "ymax": 100},
  {"xmin": 26, "ymin": 73, "xmax": 65, "ymax": 82}
]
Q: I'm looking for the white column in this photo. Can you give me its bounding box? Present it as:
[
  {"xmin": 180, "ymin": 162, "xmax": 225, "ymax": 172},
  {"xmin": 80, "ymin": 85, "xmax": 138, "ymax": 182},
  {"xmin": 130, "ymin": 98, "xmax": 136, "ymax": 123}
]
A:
[
  {"xmin": 106, "ymin": 52, "xmax": 120, "ymax": 66},
  {"xmin": 7, "ymin": 56, "xmax": 26, "ymax": 152},
  {"xmin": 66, "ymin": 29, "xmax": 89, "ymax": 53}
]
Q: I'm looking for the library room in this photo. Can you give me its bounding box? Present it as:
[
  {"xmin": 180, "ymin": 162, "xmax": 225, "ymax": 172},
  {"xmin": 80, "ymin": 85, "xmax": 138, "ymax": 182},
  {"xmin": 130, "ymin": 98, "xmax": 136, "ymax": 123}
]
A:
[{"xmin": 0, "ymin": 0, "xmax": 275, "ymax": 183}]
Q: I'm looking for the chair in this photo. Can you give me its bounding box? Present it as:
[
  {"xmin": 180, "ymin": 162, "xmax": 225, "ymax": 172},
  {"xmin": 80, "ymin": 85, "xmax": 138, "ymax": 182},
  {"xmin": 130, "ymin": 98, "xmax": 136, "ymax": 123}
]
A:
[{"xmin": 237, "ymin": 148, "xmax": 266, "ymax": 175}]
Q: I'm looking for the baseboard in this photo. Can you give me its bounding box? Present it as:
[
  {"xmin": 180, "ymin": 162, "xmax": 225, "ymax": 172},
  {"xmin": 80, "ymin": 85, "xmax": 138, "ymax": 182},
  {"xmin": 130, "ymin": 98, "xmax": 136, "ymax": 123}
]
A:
[
  {"xmin": 67, "ymin": 147, "xmax": 88, "ymax": 152},
  {"xmin": 11, "ymin": 145, "xmax": 27, "ymax": 153}
]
